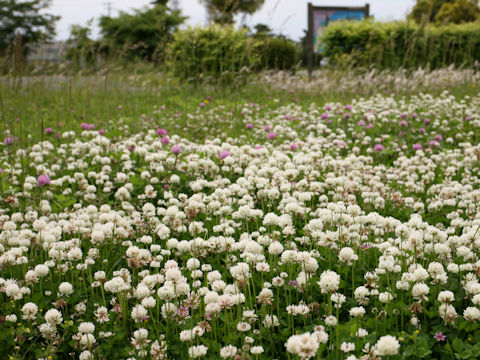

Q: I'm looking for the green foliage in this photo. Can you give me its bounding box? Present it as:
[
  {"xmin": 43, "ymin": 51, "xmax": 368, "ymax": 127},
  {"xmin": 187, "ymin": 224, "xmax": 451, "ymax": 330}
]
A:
[
  {"xmin": 200, "ymin": 0, "xmax": 265, "ymax": 24},
  {"xmin": 63, "ymin": 5, "xmax": 294, "ymax": 71},
  {"xmin": 322, "ymin": 20, "xmax": 480, "ymax": 69},
  {"xmin": 451, "ymin": 338, "xmax": 480, "ymax": 359},
  {"xmin": 167, "ymin": 24, "xmax": 260, "ymax": 82},
  {"xmin": 65, "ymin": 21, "xmax": 100, "ymax": 69},
  {"xmin": 256, "ymin": 36, "xmax": 298, "ymax": 70},
  {"xmin": 409, "ymin": 0, "xmax": 454, "ymax": 23},
  {"xmin": 253, "ymin": 23, "xmax": 272, "ymax": 35},
  {"xmin": 0, "ymin": 0, "xmax": 59, "ymax": 56},
  {"xmin": 98, "ymin": 5, "xmax": 186, "ymax": 61},
  {"xmin": 409, "ymin": 0, "xmax": 480, "ymax": 24},
  {"xmin": 435, "ymin": 0, "xmax": 480, "ymax": 24},
  {"xmin": 252, "ymin": 24, "xmax": 298, "ymax": 70},
  {"xmin": 167, "ymin": 24, "xmax": 298, "ymax": 81}
]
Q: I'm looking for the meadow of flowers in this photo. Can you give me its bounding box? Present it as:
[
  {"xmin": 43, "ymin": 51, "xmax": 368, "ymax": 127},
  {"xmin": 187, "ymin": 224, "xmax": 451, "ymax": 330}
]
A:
[{"xmin": 1, "ymin": 87, "xmax": 480, "ymax": 360}]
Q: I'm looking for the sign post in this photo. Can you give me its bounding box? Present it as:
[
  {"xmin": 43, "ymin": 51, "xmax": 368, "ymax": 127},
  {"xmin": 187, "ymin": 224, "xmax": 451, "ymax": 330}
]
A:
[{"xmin": 307, "ymin": 3, "xmax": 369, "ymax": 80}]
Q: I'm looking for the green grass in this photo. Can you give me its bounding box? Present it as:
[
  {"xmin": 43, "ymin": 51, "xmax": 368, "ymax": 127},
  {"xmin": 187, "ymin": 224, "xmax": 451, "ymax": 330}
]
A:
[{"xmin": 1, "ymin": 67, "xmax": 479, "ymax": 148}]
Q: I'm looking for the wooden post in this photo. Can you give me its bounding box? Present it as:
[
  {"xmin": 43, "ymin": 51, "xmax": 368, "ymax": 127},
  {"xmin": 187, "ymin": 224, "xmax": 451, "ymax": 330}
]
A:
[
  {"xmin": 14, "ymin": 33, "xmax": 23, "ymax": 76},
  {"xmin": 365, "ymin": 3, "xmax": 370, "ymax": 17},
  {"xmin": 307, "ymin": 2, "xmax": 313, "ymax": 81}
]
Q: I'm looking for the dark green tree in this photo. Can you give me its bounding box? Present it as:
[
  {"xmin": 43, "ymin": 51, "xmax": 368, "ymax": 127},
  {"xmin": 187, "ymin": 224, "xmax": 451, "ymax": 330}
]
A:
[
  {"xmin": 150, "ymin": 0, "xmax": 168, "ymax": 5},
  {"xmin": 408, "ymin": 0, "xmax": 479, "ymax": 24},
  {"xmin": 435, "ymin": 0, "xmax": 480, "ymax": 23},
  {"xmin": 201, "ymin": 0, "xmax": 265, "ymax": 24},
  {"xmin": 151, "ymin": 0, "xmax": 180, "ymax": 9},
  {"xmin": 253, "ymin": 23, "xmax": 272, "ymax": 35},
  {"xmin": 98, "ymin": 4, "xmax": 186, "ymax": 61},
  {"xmin": 0, "ymin": 0, "xmax": 60, "ymax": 55}
]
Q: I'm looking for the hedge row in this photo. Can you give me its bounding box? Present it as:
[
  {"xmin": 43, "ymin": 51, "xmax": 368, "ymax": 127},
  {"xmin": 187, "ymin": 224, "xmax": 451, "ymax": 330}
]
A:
[
  {"xmin": 167, "ymin": 25, "xmax": 298, "ymax": 82},
  {"xmin": 322, "ymin": 20, "xmax": 480, "ymax": 69}
]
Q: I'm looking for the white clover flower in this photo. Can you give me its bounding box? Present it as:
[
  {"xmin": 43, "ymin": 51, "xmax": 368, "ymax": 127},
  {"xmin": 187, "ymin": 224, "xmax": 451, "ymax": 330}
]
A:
[
  {"xmin": 79, "ymin": 350, "xmax": 94, "ymax": 360},
  {"xmin": 131, "ymin": 328, "xmax": 150, "ymax": 350},
  {"xmin": 236, "ymin": 322, "xmax": 251, "ymax": 332},
  {"xmin": 412, "ymin": 282, "xmax": 429, "ymax": 300},
  {"xmin": 250, "ymin": 346, "xmax": 264, "ymax": 355},
  {"xmin": 141, "ymin": 296, "xmax": 156, "ymax": 308},
  {"xmin": 39, "ymin": 323, "xmax": 57, "ymax": 337},
  {"xmin": 354, "ymin": 286, "xmax": 370, "ymax": 304},
  {"xmin": 94, "ymin": 306, "xmax": 109, "ymax": 323},
  {"xmin": 349, "ymin": 306, "xmax": 366, "ymax": 318},
  {"xmin": 324, "ymin": 315, "xmax": 337, "ymax": 327},
  {"xmin": 58, "ymin": 282, "xmax": 74, "ymax": 296},
  {"xmin": 6, "ymin": 314, "xmax": 17, "ymax": 322},
  {"xmin": 378, "ymin": 292, "xmax": 393, "ymax": 303},
  {"xmin": 340, "ymin": 342, "xmax": 355, "ymax": 353},
  {"xmin": 78, "ymin": 322, "xmax": 95, "ymax": 334},
  {"xmin": 338, "ymin": 247, "xmax": 358, "ymax": 264},
  {"xmin": 188, "ymin": 345, "xmax": 208, "ymax": 358},
  {"xmin": 314, "ymin": 329, "xmax": 329, "ymax": 344},
  {"xmin": 331, "ymin": 293, "xmax": 346, "ymax": 308},
  {"xmin": 44, "ymin": 309, "xmax": 63, "ymax": 325},
  {"xmin": 472, "ymin": 294, "xmax": 480, "ymax": 305},
  {"xmin": 220, "ymin": 345, "xmax": 237, "ymax": 359},
  {"xmin": 230, "ymin": 262, "xmax": 251, "ymax": 281},
  {"xmin": 179, "ymin": 329, "xmax": 194, "ymax": 342},
  {"xmin": 161, "ymin": 303, "xmax": 177, "ymax": 319},
  {"xmin": 438, "ymin": 290, "xmax": 455, "ymax": 303},
  {"xmin": 263, "ymin": 314, "xmax": 280, "ymax": 328},
  {"xmin": 24, "ymin": 270, "xmax": 38, "ymax": 285},
  {"xmin": 317, "ymin": 270, "xmax": 340, "ymax": 293},
  {"xmin": 438, "ymin": 303, "xmax": 457, "ymax": 323},
  {"xmin": 135, "ymin": 284, "xmax": 151, "ymax": 299},
  {"xmin": 447, "ymin": 263, "xmax": 459, "ymax": 273},
  {"xmin": 464, "ymin": 307, "xmax": 480, "ymax": 322},
  {"xmin": 186, "ymin": 258, "xmax": 201, "ymax": 270},
  {"xmin": 131, "ymin": 304, "xmax": 148, "ymax": 323},
  {"xmin": 272, "ymin": 276, "xmax": 285, "ymax": 287},
  {"xmin": 356, "ymin": 328, "xmax": 368, "ymax": 338},
  {"xmin": 5, "ymin": 283, "xmax": 22, "ymax": 300},
  {"xmin": 375, "ymin": 335, "xmax": 400, "ymax": 356},
  {"xmin": 21, "ymin": 302, "xmax": 38, "ymax": 320},
  {"xmin": 285, "ymin": 332, "xmax": 319, "ymax": 359},
  {"xmin": 104, "ymin": 276, "xmax": 130, "ymax": 293},
  {"xmin": 268, "ymin": 241, "xmax": 284, "ymax": 255}
]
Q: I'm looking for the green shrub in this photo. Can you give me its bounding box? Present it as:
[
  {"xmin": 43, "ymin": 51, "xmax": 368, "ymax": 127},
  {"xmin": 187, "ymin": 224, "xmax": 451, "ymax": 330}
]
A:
[
  {"xmin": 322, "ymin": 20, "xmax": 480, "ymax": 69},
  {"xmin": 167, "ymin": 24, "xmax": 260, "ymax": 83},
  {"xmin": 256, "ymin": 36, "xmax": 298, "ymax": 70}
]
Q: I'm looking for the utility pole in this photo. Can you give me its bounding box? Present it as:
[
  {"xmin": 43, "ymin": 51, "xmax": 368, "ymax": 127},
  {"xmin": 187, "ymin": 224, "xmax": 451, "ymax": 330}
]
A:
[
  {"xmin": 103, "ymin": 2, "xmax": 112, "ymax": 16},
  {"xmin": 171, "ymin": 0, "xmax": 180, "ymax": 10}
]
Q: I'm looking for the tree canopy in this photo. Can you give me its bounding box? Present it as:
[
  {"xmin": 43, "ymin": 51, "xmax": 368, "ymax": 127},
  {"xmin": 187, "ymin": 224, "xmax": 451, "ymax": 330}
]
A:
[
  {"xmin": 0, "ymin": 0, "xmax": 59, "ymax": 55},
  {"xmin": 408, "ymin": 0, "xmax": 480, "ymax": 24},
  {"xmin": 200, "ymin": 0, "xmax": 265, "ymax": 24},
  {"xmin": 98, "ymin": 5, "xmax": 186, "ymax": 61}
]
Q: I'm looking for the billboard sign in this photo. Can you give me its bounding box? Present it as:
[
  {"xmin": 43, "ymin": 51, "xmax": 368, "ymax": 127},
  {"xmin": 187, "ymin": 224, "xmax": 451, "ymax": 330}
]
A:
[{"xmin": 307, "ymin": 3, "xmax": 369, "ymax": 77}]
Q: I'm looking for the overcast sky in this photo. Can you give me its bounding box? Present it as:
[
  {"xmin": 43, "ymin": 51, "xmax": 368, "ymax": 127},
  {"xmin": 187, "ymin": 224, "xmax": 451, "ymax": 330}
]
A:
[{"xmin": 51, "ymin": 0, "xmax": 416, "ymax": 41}]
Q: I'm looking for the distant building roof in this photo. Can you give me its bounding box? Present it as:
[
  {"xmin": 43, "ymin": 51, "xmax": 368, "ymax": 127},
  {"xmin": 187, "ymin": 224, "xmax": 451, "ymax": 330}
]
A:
[{"xmin": 27, "ymin": 41, "xmax": 70, "ymax": 62}]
